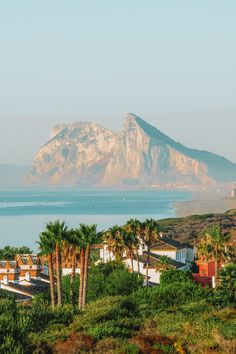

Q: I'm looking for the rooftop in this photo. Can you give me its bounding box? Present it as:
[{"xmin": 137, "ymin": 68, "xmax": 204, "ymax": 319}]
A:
[{"xmin": 134, "ymin": 252, "xmax": 186, "ymax": 269}]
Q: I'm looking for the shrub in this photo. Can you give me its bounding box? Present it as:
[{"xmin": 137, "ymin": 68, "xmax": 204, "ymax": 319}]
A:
[
  {"xmin": 130, "ymin": 280, "xmax": 211, "ymax": 313},
  {"xmin": 61, "ymin": 261, "xmax": 143, "ymax": 305},
  {"xmin": 130, "ymin": 333, "xmax": 177, "ymax": 354},
  {"xmin": 218, "ymin": 264, "xmax": 236, "ymax": 306},
  {"xmin": 87, "ymin": 261, "xmax": 143, "ymax": 302},
  {"xmin": 74, "ymin": 295, "xmax": 141, "ymax": 340},
  {"xmin": 53, "ymin": 333, "xmax": 94, "ymax": 353},
  {"xmin": 0, "ymin": 298, "xmax": 30, "ymax": 351},
  {"xmin": 0, "ymin": 336, "xmax": 24, "ymax": 354},
  {"xmin": 160, "ymin": 269, "xmax": 193, "ymax": 286}
]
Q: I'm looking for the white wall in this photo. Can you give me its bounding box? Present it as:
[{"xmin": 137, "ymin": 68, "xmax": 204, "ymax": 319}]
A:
[
  {"xmin": 124, "ymin": 258, "xmax": 161, "ymax": 284},
  {"xmin": 151, "ymin": 249, "xmax": 176, "ymax": 260},
  {"xmin": 62, "ymin": 268, "xmax": 80, "ymax": 276}
]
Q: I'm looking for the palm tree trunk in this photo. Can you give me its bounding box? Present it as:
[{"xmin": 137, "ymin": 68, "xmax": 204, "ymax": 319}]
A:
[
  {"xmin": 56, "ymin": 242, "xmax": 62, "ymax": 306},
  {"xmin": 70, "ymin": 247, "xmax": 76, "ymax": 303},
  {"xmin": 79, "ymin": 249, "xmax": 85, "ymax": 309},
  {"xmin": 136, "ymin": 250, "xmax": 140, "ymax": 275},
  {"xmin": 146, "ymin": 246, "xmax": 150, "ymax": 287},
  {"xmin": 48, "ymin": 253, "xmax": 55, "ymax": 309},
  {"xmin": 82, "ymin": 245, "xmax": 90, "ymax": 309},
  {"xmin": 130, "ymin": 252, "xmax": 134, "ymax": 272}
]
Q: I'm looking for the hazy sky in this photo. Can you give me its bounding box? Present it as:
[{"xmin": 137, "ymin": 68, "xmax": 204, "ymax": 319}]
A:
[{"xmin": 0, "ymin": 1, "xmax": 235, "ymax": 165}]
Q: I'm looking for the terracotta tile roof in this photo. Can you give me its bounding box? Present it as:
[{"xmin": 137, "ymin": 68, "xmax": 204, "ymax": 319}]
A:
[
  {"xmin": 0, "ymin": 260, "xmax": 18, "ymax": 268},
  {"xmin": 16, "ymin": 254, "xmax": 39, "ymax": 265}
]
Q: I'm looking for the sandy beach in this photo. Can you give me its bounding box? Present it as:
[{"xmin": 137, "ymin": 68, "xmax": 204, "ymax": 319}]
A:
[{"xmin": 173, "ymin": 192, "xmax": 236, "ymax": 217}]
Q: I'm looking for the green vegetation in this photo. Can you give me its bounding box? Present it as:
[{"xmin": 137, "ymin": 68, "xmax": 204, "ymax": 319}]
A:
[
  {"xmin": 0, "ymin": 246, "xmax": 32, "ymax": 260},
  {"xmin": 0, "ymin": 218, "xmax": 235, "ymax": 353},
  {"xmin": 0, "ymin": 262, "xmax": 235, "ymax": 353},
  {"xmin": 158, "ymin": 210, "xmax": 236, "ymax": 244}
]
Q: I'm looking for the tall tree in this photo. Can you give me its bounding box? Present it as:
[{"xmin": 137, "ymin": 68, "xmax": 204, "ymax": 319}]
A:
[
  {"xmin": 62, "ymin": 228, "xmax": 80, "ymax": 303},
  {"xmin": 140, "ymin": 218, "xmax": 160, "ymax": 287},
  {"xmin": 103, "ymin": 225, "xmax": 125, "ymax": 261},
  {"xmin": 38, "ymin": 232, "xmax": 56, "ymax": 309},
  {"xmin": 198, "ymin": 225, "xmax": 234, "ymax": 287},
  {"xmin": 121, "ymin": 229, "xmax": 136, "ymax": 272},
  {"xmin": 43, "ymin": 220, "xmax": 68, "ymax": 306},
  {"xmin": 77, "ymin": 224, "xmax": 103, "ymax": 309},
  {"xmin": 124, "ymin": 219, "xmax": 142, "ymax": 274}
]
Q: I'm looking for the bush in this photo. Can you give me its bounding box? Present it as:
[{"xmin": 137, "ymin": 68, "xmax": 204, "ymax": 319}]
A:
[
  {"xmin": 0, "ymin": 298, "xmax": 30, "ymax": 351},
  {"xmin": 74, "ymin": 295, "xmax": 141, "ymax": 340},
  {"xmin": 87, "ymin": 261, "xmax": 143, "ymax": 302},
  {"xmin": 130, "ymin": 333, "xmax": 177, "ymax": 354},
  {"xmin": 53, "ymin": 333, "xmax": 94, "ymax": 353},
  {"xmin": 218, "ymin": 264, "xmax": 236, "ymax": 306},
  {"xmin": 160, "ymin": 269, "xmax": 193, "ymax": 286},
  {"xmin": 130, "ymin": 280, "xmax": 211, "ymax": 313},
  {"xmin": 60, "ymin": 261, "xmax": 143, "ymax": 305}
]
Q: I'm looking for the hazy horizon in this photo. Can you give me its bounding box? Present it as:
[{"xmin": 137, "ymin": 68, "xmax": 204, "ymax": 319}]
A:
[{"xmin": 0, "ymin": 1, "xmax": 236, "ymax": 165}]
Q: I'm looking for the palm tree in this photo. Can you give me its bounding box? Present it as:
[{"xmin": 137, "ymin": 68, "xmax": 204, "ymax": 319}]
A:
[
  {"xmin": 140, "ymin": 218, "xmax": 160, "ymax": 287},
  {"xmin": 124, "ymin": 219, "xmax": 142, "ymax": 274},
  {"xmin": 38, "ymin": 232, "xmax": 56, "ymax": 309},
  {"xmin": 219, "ymin": 263, "xmax": 236, "ymax": 302},
  {"xmin": 103, "ymin": 225, "xmax": 125, "ymax": 261},
  {"xmin": 62, "ymin": 228, "xmax": 80, "ymax": 303},
  {"xmin": 43, "ymin": 220, "xmax": 68, "ymax": 306},
  {"xmin": 197, "ymin": 225, "xmax": 234, "ymax": 287},
  {"xmin": 77, "ymin": 224, "xmax": 103, "ymax": 309},
  {"xmin": 155, "ymin": 255, "xmax": 172, "ymax": 273},
  {"xmin": 121, "ymin": 229, "xmax": 136, "ymax": 272}
]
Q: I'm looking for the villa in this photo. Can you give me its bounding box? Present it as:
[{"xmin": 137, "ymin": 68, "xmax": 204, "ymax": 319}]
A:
[{"xmin": 100, "ymin": 235, "xmax": 194, "ymax": 284}]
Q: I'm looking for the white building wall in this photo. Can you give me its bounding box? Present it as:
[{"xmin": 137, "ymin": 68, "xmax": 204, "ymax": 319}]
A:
[
  {"xmin": 62, "ymin": 268, "xmax": 81, "ymax": 276},
  {"xmin": 100, "ymin": 246, "xmax": 115, "ymax": 263},
  {"xmin": 124, "ymin": 258, "xmax": 161, "ymax": 284},
  {"xmin": 150, "ymin": 250, "xmax": 176, "ymax": 260}
]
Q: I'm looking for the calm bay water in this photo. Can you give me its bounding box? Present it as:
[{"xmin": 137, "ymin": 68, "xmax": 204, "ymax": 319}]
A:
[{"xmin": 0, "ymin": 189, "xmax": 191, "ymax": 250}]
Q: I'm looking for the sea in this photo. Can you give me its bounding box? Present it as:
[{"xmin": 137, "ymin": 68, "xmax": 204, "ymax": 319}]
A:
[{"xmin": 0, "ymin": 189, "xmax": 191, "ymax": 250}]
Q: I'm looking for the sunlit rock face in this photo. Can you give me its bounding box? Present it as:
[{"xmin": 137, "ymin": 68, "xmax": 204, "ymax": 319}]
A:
[
  {"xmin": 101, "ymin": 114, "xmax": 214, "ymax": 188},
  {"xmin": 27, "ymin": 122, "xmax": 117, "ymax": 186},
  {"xmin": 27, "ymin": 113, "xmax": 236, "ymax": 188}
]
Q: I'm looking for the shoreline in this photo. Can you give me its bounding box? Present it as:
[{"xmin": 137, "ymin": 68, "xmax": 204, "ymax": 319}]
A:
[{"xmin": 173, "ymin": 193, "xmax": 236, "ymax": 217}]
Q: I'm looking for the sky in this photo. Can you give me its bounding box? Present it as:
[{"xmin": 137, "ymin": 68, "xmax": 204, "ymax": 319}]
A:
[{"xmin": 0, "ymin": 1, "xmax": 235, "ymax": 165}]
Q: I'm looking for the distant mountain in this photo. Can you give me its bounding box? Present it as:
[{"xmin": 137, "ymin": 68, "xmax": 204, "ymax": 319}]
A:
[
  {"xmin": 26, "ymin": 113, "xmax": 236, "ymax": 189},
  {"xmin": 0, "ymin": 164, "xmax": 30, "ymax": 188}
]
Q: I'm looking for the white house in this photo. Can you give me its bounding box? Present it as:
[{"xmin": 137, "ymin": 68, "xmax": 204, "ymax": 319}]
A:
[{"xmin": 100, "ymin": 235, "xmax": 194, "ymax": 285}]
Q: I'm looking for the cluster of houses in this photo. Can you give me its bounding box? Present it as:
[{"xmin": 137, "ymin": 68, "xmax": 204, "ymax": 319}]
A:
[
  {"xmin": 0, "ymin": 234, "xmax": 220, "ymax": 301},
  {"xmin": 0, "ymin": 254, "xmax": 49, "ymax": 301}
]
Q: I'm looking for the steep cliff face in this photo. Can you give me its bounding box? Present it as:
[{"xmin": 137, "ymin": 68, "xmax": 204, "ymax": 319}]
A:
[
  {"xmin": 27, "ymin": 113, "xmax": 236, "ymax": 188},
  {"xmin": 102, "ymin": 114, "xmax": 213, "ymax": 187}
]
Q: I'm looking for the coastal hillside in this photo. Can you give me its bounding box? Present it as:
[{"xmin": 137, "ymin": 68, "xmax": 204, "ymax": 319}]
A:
[
  {"xmin": 26, "ymin": 113, "xmax": 236, "ymax": 188},
  {"xmin": 159, "ymin": 209, "xmax": 236, "ymax": 245}
]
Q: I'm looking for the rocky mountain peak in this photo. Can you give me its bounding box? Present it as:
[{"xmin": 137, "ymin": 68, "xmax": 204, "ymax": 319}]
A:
[{"xmin": 27, "ymin": 114, "xmax": 236, "ymax": 188}]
